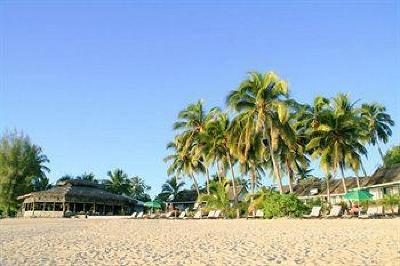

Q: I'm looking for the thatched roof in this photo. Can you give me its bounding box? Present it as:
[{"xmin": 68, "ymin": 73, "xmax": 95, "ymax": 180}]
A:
[
  {"xmin": 284, "ymin": 163, "xmax": 400, "ymax": 197},
  {"xmin": 18, "ymin": 179, "xmax": 138, "ymax": 205}
]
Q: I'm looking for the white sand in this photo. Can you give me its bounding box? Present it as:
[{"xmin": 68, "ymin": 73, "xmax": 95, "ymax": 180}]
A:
[{"xmin": 0, "ymin": 218, "xmax": 399, "ymax": 265}]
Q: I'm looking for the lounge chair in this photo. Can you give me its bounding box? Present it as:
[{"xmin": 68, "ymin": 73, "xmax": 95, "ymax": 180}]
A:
[
  {"xmin": 303, "ymin": 206, "xmax": 321, "ymax": 218},
  {"xmin": 359, "ymin": 207, "xmax": 377, "ymax": 219},
  {"xmin": 376, "ymin": 206, "xmax": 385, "ymax": 217},
  {"xmin": 213, "ymin": 210, "xmax": 223, "ymax": 219},
  {"xmin": 326, "ymin": 205, "xmax": 342, "ymax": 218},
  {"xmin": 160, "ymin": 211, "xmax": 173, "ymax": 219},
  {"xmin": 385, "ymin": 206, "xmax": 399, "ymax": 216},
  {"xmin": 193, "ymin": 210, "xmax": 202, "ymax": 219},
  {"xmin": 207, "ymin": 210, "xmax": 216, "ymax": 219},
  {"xmin": 136, "ymin": 211, "xmax": 144, "ymax": 219},
  {"xmin": 255, "ymin": 209, "xmax": 264, "ymax": 218},
  {"xmin": 178, "ymin": 211, "xmax": 186, "ymax": 219},
  {"xmin": 246, "ymin": 209, "xmax": 264, "ymax": 219},
  {"xmin": 128, "ymin": 212, "xmax": 137, "ymax": 219}
]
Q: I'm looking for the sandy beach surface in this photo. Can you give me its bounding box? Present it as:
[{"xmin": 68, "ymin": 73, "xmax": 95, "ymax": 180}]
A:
[{"xmin": 0, "ymin": 218, "xmax": 399, "ymax": 266}]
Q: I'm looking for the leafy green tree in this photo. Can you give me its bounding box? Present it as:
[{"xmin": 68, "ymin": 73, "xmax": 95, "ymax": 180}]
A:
[
  {"xmin": 383, "ymin": 145, "xmax": 400, "ymax": 167},
  {"xmin": 56, "ymin": 175, "xmax": 73, "ymax": 184},
  {"xmin": 164, "ymin": 137, "xmax": 204, "ymax": 197},
  {"xmin": 32, "ymin": 176, "xmax": 52, "ymax": 191},
  {"xmin": 198, "ymin": 179, "xmax": 230, "ymax": 211},
  {"xmin": 227, "ymin": 71, "xmax": 289, "ymax": 193},
  {"xmin": 129, "ymin": 175, "xmax": 151, "ymax": 200},
  {"xmin": 103, "ymin": 169, "xmax": 131, "ymax": 195},
  {"xmin": 77, "ymin": 172, "xmax": 98, "ymax": 184},
  {"xmin": 159, "ymin": 177, "xmax": 185, "ymax": 201},
  {"xmin": 172, "ymin": 100, "xmax": 215, "ymax": 194},
  {"xmin": 307, "ymin": 94, "xmax": 366, "ymax": 193},
  {"xmin": 360, "ymin": 103, "xmax": 395, "ymax": 163},
  {"xmin": 0, "ymin": 131, "xmax": 49, "ymax": 216}
]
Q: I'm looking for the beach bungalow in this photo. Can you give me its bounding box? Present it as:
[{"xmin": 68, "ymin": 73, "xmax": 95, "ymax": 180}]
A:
[
  {"xmin": 287, "ymin": 164, "xmax": 400, "ymax": 204},
  {"xmin": 17, "ymin": 179, "xmax": 143, "ymax": 218}
]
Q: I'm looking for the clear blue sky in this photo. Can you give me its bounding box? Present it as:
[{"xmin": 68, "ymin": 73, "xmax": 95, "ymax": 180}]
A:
[{"xmin": 1, "ymin": 1, "xmax": 399, "ymax": 196}]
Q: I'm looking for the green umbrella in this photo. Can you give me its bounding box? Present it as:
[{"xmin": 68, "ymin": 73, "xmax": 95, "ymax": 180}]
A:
[
  {"xmin": 144, "ymin": 201, "xmax": 162, "ymax": 212},
  {"xmin": 343, "ymin": 189, "xmax": 373, "ymax": 202}
]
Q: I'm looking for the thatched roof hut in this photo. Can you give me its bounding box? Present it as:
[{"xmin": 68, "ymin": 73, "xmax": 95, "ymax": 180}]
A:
[{"xmin": 18, "ymin": 179, "xmax": 141, "ymax": 217}]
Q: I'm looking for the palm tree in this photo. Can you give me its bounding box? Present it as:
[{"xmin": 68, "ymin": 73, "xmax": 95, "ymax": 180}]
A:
[
  {"xmin": 160, "ymin": 177, "xmax": 185, "ymax": 201},
  {"xmin": 307, "ymin": 94, "xmax": 365, "ymax": 193},
  {"xmin": 164, "ymin": 138, "xmax": 204, "ymax": 197},
  {"xmin": 129, "ymin": 176, "xmax": 151, "ymax": 199},
  {"xmin": 77, "ymin": 172, "xmax": 98, "ymax": 184},
  {"xmin": 32, "ymin": 176, "xmax": 52, "ymax": 191},
  {"xmin": 360, "ymin": 103, "xmax": 395, "ymax": 164},
  {"xmin": 173, "ymin": 100, "xmax": 214, "ymax": 193},
  {"xmin": 197, "ymin": 179, "xmax": 231, "ymax": 212},
  {"xmin": 203, "ymin": 110, "xmax": 240, "ymax": 202},
  {"xmin": 104, "ymin": 169, "xmax": 131, "ymax": 195},
  {"xmin": 56, "ymin": 175, "xmax": 73, "ymax": 184},
  {"xmin": 227, "ymin": 71, "xmax": 289, "ymax": 193}
]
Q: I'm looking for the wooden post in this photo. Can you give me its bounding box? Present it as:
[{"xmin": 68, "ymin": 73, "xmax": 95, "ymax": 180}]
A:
[
  {"xmin": 53, "ymin": 202, "xmax": 56, "ymax": 211},
  {"xmin": 32, "ymin": 199, "xmax": 35, "ymax": 216}
]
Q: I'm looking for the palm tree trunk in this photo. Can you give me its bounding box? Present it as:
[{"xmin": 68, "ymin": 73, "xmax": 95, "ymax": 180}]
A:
[
  {"xmin": 360, "ymin": 161, "xmax": 368, "ymax": 177},
  {"xmin": 227, "ymin": 153, "xmax": 240, "ymax": 218},
  {"xmin": 217, "ymin": 161, "xmax": 223, "ymax": 183},
  {"xmin": 227, "ymin": 153, "xmax": 237, "ymax": 202},
  {"xmin": 354, "ymin": 171, "xmax": 360, "ymax": 189},
  {"xmin": 249, "ymin": 164, "xmax": 256, "ymax": 202},
  {"xmin": 326, "ymin": 174, "xmax": 331, "ymax": 204},
  {"xmin": 285, "ymin": 160, "xmax": 293, "ymax": 193},
  {"xmin": 267, "ymin": 121, "xmax": 283, "ymax": 193},
  {"xmin": 205, "ymin": 167, "xmax": 210, "ymax": 195},
  {"xmin": 376, "ymin": 141, "xmax": 385, "ymax": 164},
  {"xmin": 339, "ymin": 163, "xmax": 348, "ymax": 193},
  {"xmin": 264, "ymin": 120, "xmax": 283, "ymax": 194},
  {"xmin": 190, "ymin": 173, "xmax": 200, "ymax": 197}
]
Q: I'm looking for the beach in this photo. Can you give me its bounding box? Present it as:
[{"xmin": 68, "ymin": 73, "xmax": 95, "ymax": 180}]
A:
[{"xmin": 0, "ymin": 218, "xmax": 399, "ymax": 265}]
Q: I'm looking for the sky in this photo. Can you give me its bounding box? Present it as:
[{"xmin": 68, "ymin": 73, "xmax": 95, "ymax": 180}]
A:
[{"xmin": 1, "ymin": 1, "xmax": 399, "ymax": 196}]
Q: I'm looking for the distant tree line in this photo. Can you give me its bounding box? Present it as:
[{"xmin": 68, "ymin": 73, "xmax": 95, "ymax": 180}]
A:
[{"xmin": 0, "ymin": 131, "xmax": 152, "ymax": 216}]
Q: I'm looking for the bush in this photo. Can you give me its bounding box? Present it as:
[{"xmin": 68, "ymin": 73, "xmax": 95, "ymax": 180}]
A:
[{"xmin": 262, "ymin": 191, "xmax": 309, "ymax": 218}]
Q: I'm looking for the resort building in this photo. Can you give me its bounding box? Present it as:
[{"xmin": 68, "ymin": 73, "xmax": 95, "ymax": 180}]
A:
[
  {"xmin": 18, "ymin": 179, "xmax": 142, "ymax": 218},
  {"xmin": 288, "ymin": 164, "xmax": 400, "ymax": 204}
]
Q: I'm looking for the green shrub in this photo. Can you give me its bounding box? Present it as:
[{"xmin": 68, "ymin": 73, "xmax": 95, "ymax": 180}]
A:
[{"xmin": 262, "ymin": 191, "xmax": 309, "ymax": 218}]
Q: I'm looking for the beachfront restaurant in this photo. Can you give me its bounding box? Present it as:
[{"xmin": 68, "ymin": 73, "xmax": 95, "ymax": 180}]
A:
[
  {"xmin": 17, "ymin": 179, "xmax": 142, "ymax": 218},
  {"xmin": 289, "ymin": 163, "xmax": 400, "ymax": 204}
]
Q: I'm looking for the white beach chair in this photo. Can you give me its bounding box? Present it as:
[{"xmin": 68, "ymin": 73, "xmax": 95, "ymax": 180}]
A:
[
  {"xmin": 359, "ymin": 207, "xmax": 377, "ymax": 219},
  {"xmin": 128, "ymin": 212, "xmax": 137, "ymax": 219},
  {"xmin": 136, "ymin": 211, "xmax": 144, "ymax": 219},
  {"xmin": 207, "ymin": 210, "xmax": 216, "ymax": 219},
  {"xmin": 327, "ymin": 205, "xmax": 342, "ymax": 218},
  {"xmin": 160, "ymin": 211, "xmax": 173, "ymax": 219},
  {"xmin": 178, "ymin": 211, "xmax": 186, "ymax": 219},
  {"xmin": 376, "ymin": 206, "xmax": 384, "ymax": 217},
  {"xmin": 303, "ymin": 206, "xmax": 321, "ymax": 218},
  {"xmin": 193, "ymin": 210, "xmax": 202, "ymax": 219},
  {"xmin": 213, "ymin": 210, "xmax": 222, "ymax": 219},
  {"xmin": 255, "ymin": 209, "xmax": 264, "ymax": 219}
]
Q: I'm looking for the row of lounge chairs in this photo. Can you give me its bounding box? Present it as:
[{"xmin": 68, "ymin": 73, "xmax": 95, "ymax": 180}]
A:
[
  {"xmin": 128, "ymin": 210, "xmax": 224, "ymax": 220},
  {"xmin": 128, "ymin": 205, "xmax": 398, "ymax": 220},
  {"xmin": 302, "ymin": 205, "xmax": 397, "ymax": 219}
]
